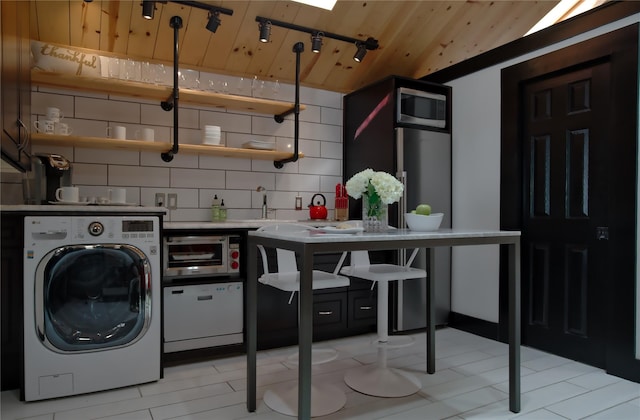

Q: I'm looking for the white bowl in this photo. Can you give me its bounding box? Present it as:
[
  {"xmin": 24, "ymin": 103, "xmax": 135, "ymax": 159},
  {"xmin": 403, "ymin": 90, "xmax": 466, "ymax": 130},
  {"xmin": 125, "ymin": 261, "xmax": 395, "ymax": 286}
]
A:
[{"xmin": 405, "ymin": 212, "xmax": 443, "ymax": 231}]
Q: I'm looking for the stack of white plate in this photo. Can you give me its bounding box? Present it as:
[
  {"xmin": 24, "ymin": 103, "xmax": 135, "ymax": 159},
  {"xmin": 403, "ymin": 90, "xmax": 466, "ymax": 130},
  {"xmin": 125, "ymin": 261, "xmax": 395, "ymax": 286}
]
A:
[{"xmin": 202, "ymin": 125, "xmax": 221, "ymax": 145}]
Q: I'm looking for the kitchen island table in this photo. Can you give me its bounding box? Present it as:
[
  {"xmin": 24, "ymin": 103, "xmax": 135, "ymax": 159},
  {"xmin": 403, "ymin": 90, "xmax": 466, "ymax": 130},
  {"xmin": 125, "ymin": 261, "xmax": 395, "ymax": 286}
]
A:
[{"xmin": 246, "ymin": 228, "xmax": 521, "ymax": 419}]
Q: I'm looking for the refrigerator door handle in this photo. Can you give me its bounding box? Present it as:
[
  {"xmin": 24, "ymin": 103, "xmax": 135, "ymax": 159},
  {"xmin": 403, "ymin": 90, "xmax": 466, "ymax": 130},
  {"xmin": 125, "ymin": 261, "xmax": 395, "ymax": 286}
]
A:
[{"xmin": 397, "ymin": 170, "xmax": 407, "ymax": 265}]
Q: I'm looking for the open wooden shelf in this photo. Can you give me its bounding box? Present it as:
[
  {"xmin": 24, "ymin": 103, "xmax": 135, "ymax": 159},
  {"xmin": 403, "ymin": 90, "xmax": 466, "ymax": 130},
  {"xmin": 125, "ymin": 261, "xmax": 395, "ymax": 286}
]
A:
[
  {"xmin": 31, "ymin": 133, "xmax": 304, "ymax": 161},
  {"xmin": 31, "ymin": 71, "xmax": 304, "ymax": 116}
]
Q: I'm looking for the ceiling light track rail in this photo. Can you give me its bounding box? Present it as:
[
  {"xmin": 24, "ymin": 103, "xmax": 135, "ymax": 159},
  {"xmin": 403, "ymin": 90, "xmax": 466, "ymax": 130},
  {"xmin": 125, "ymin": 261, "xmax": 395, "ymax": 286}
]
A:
[{"xmin": 255, "ymin": 15, "xmax": 378, "ymax": 61}]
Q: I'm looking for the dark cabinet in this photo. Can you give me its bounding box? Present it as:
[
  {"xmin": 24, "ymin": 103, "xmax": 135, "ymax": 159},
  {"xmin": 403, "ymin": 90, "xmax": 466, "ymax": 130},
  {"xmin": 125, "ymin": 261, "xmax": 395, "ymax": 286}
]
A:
[
  {"xmin": 1, "ymin": 213, "xmax": 24, "ymax": 391},
  {"xmin": 1, "ymin": 0, "xmax": 31, "ymax": 171},
  {"xmin": 256, "ymin": 250, "xmax": 376, "ymax": 350}
]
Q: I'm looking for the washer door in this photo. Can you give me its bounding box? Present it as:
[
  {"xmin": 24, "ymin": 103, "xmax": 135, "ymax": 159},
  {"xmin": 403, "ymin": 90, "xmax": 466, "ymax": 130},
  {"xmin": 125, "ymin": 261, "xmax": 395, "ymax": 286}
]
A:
[{"xmin": 34, "ymin": 244, "xmax": 152, "ymax": 352}]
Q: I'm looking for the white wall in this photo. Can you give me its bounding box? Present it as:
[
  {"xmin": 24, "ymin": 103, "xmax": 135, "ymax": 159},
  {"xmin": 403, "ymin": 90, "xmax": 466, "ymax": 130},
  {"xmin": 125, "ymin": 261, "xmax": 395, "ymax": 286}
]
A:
[
  {"xmin": 449, "ymin": 14, "xmax": 640, "ymax": 332},
  {"xmin": 0, "ymin": 72, "xmax": 345, "ymax": 222}
]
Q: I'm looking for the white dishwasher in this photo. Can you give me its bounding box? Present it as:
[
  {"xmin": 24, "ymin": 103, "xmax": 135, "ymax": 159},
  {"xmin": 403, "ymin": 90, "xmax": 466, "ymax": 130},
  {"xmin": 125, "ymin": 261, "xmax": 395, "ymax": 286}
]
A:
[{"xmin": 163, "ymin": 282, "xmax": 243, "ymax": 353}]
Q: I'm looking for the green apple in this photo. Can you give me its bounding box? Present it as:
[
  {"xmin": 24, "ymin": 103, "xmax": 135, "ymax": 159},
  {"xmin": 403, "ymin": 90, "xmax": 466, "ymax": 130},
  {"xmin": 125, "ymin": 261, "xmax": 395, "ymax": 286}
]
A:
[
  {"xmin": 415, "ymin": 204, "xmax": 432, "ymax": 215},
  {"xmin": 411, "ymin": 209, "xmax": 416, "ymax": 214}
]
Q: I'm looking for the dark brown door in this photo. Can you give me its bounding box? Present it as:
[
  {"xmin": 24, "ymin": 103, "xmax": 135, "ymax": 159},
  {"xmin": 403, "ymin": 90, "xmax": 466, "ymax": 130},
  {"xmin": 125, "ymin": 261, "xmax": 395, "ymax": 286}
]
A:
[
  {"xmin": 521, "ymin": 64, "xmax": 609, "ymax": 367},
  {"xmin": 502, "ymin": 25, "xmax": 639, "ymax": 382}
]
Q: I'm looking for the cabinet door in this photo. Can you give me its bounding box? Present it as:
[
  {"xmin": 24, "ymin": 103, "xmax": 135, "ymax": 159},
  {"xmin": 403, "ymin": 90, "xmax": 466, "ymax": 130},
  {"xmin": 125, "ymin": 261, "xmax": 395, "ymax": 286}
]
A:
[
  {"xmin": 1, "ymin": 0, "xmax": 31, "ymax": 171},
  {"xmin": 348, "ymin": 289, "xmax": 377, "ymax": 330},
  {"xmin": 1, "ymin": 214, "xmax": 23, "ymax": 391}
]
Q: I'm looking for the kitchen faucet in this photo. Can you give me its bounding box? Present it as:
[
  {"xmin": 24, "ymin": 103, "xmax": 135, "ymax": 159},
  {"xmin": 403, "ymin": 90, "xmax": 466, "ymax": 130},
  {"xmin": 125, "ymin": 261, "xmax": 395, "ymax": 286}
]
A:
[{"xmin": 256, "ymin": 186, "xmax": 267, "ymax": 219}]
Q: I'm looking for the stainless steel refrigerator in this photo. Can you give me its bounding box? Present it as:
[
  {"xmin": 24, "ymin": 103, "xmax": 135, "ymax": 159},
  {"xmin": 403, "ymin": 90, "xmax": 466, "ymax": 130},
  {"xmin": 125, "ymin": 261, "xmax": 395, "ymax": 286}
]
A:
[{"xmin": 343, "ymin": 75, "xmax": 452, "ymax": 330}]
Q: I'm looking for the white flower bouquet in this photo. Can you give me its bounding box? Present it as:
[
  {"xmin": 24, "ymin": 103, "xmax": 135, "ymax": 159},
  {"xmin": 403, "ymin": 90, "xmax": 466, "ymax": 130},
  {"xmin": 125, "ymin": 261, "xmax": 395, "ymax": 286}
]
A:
[
  {"xmin": 345, "ymin": 169, "xmax": 403, "ymax": 230},
  {"xmin": 345, "ymin": 168, "xmax": 404, "ymax": 204}
]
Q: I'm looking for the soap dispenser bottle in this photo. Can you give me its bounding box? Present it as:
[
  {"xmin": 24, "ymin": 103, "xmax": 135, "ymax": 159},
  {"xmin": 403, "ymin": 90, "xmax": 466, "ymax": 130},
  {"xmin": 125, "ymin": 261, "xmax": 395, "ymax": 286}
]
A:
[
  {"xmin": 219, "ymin": 199, "xmax": 227, "ymax": 221},
  {"xmin": 211, "ymin": 194, "xmax": 221, "ymax": 221}
]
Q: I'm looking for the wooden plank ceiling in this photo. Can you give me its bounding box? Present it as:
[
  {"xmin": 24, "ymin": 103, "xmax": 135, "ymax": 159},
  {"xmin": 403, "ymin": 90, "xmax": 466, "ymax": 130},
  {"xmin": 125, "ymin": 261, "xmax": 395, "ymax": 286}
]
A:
[{"xmin": 30, "ymin": 0, "xmax": 564, "ymax": 93}]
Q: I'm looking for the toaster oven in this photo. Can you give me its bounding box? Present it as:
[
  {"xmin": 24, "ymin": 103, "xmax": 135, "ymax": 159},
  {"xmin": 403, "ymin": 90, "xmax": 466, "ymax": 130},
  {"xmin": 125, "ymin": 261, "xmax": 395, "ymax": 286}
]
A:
[{"xmin": 163, "ymin": 234, "xmax": 241, "ymax": 279}]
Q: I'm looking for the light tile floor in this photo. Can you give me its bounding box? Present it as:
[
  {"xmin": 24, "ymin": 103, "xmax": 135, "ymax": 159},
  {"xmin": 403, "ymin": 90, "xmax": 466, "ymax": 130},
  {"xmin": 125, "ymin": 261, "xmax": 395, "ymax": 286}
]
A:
[{"xmin": 2, "ymin": 328, "xmax": 639, "ymax": 419}]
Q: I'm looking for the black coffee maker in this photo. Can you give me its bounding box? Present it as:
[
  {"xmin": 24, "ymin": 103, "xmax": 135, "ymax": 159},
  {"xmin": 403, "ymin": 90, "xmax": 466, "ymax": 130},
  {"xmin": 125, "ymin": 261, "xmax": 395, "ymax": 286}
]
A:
[{"xmin": 23, "ymin": 154, "xmax": 73, "ymax": 204}]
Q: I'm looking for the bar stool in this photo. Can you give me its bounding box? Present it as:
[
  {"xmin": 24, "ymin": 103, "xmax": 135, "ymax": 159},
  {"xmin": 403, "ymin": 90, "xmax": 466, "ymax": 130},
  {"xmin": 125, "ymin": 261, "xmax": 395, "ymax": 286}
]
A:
[
  {"xmin": 339, "ymin": 249, "xmax": 425, "ymax": 397},
  {"xmin": 257, "ymin": 224, "xmax": 349, "ymax": 417}
]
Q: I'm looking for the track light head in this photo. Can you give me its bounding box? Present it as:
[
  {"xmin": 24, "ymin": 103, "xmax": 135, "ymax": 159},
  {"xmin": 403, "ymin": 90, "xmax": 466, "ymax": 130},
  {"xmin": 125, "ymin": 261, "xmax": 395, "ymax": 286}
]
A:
[
  {"xmin": 353, "ymin": 42, "xmax": 367, "ymax": 62},
  {"xmin": 311, "ymin": 32, "xmax": 323, "ymax": 53},
  {"xmin": 259, "ymin": 19, "xmax": 272, "ymax": 43},
  {"xmin": 142, "ymin": 0, "xmax": 155, "ymax": 20},
  {"xmin": 206, "ymin": 10, "xmax": 221, "ymax": 33}
]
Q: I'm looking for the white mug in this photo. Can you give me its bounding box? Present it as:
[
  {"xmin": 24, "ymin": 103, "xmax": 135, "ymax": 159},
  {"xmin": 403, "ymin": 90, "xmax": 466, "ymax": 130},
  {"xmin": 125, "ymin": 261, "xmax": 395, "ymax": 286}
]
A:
[
  {"xmin": 55, "ymin": 186, "xmax": 79, "ymax": 203},
  {"xmin": 108, "ymin": 188, "xmax": 127, "ymax": 204},
  {"xmin": 136, "ymin": 128, "xmax": 154, "ymax": 142},
  {"xmin": 46, "ymin": 107, "xmax": 64, "ymax": 122},
  {"xmin": 106, "ymin": 125, "xmax": 126, "ymax": 140},
  {"xmin": 33, "ymin": 119, "xmax": 55, "ymax": 134},
  {"xmin": 54, "ymin": 121, "xmax": 73, "ymax": 136}
]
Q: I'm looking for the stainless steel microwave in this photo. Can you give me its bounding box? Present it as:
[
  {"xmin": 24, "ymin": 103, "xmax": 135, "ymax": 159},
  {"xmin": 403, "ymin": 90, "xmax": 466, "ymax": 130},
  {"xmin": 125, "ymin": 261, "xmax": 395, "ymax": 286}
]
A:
[{"xmin": 397, "ymin": 87, "xmax": 447, "ymax": 128}]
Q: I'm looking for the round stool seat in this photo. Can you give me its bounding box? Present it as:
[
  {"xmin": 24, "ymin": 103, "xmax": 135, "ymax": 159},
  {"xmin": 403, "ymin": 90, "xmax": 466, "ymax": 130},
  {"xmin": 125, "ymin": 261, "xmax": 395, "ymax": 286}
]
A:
[
  {"xmin": 263, "ymin": 382, "xmax": 347, "ymax": 417},
  {"xmin": 344, "ymin": 364, "xmax": 421, "ymax": 398}
]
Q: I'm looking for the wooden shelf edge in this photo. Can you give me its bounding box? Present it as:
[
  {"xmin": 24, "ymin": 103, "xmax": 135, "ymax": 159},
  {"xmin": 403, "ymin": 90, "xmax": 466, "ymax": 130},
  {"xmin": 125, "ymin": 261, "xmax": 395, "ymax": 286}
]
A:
[
  {"xmin": 31, "ymin": 71, "xmax": 305, "ymax": 115},
  {"xmin": 31, "ymin": 133, "xmax": 304, "ymax": 161}
]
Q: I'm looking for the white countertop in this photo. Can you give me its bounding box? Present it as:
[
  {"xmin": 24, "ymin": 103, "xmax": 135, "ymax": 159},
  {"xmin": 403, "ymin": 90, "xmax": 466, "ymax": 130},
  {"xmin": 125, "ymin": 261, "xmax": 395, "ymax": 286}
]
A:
[
  {"xmin": 249, "ymin": 228, "xmax": 521, "ymax": 243},
  {"xmin": 1, "ymin": 204, "xmax": 166, "ymax": 213},
  {"xmin": 164, "ymin": 219, "xmax": 340, "ymax": 230}
]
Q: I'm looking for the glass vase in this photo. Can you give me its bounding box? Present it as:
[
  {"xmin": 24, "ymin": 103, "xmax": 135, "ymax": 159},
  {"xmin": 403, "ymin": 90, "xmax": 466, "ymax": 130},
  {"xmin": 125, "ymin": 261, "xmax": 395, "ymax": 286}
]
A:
[{"xmin": 362, "ymin": 196, "xmax": 388, "ymax": 232}]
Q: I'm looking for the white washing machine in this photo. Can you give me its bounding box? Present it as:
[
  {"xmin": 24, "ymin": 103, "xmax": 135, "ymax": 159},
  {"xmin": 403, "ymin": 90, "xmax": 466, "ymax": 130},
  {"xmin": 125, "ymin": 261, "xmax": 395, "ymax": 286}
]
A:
[{"xmin": 23, "ymin": 215, "xmax": 161, "ymax": 401}]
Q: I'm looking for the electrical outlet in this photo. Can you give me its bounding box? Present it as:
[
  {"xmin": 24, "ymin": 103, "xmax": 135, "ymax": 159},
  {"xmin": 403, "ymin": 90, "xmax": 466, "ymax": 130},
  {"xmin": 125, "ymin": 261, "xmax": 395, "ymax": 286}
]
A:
[
  {"xmin": 155, "ymin": 193, "xmax": 165, "ymax": 207},
  {"xmin": 167, "ymin": 193, "xmax": 178, "ymax": 210}
]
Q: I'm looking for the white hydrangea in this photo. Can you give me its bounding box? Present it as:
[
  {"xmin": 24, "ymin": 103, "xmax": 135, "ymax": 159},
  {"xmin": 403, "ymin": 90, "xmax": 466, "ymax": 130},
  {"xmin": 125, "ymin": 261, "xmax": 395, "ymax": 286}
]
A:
[
  {"xmin": 345, "ymin": 168, "xmax": 375, "ymax": 200},
  {"xmin": 345, "ymin": 168, "xmax": 403, "ymax": 204},
  {"xmin": 370, "ymin": 171, "xmax": 404, "ymax": 204}
]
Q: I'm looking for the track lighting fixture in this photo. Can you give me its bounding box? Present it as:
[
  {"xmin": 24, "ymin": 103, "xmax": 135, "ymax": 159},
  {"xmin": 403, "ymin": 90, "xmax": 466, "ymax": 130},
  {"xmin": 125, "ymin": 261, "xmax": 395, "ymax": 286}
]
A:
[
  {"xmin": 206, "ymin": 10, "xmax": 221, "ymax": 33},
  {"xmin": 259, "ymin": 19, "xmax": 272, "ymax": 43},
  {"xmin": 353, "ymin": 42, "xmax": 367, "ymax": 62},
  {"xmin": 311, "ymin": 32, "xmax": 323, "ymax": 53},
  {"xmin": 141, "ymin": 1, "xmax": 233, "ymax": 34},
  {"xmin": 142, "ymin": 0, "xmax": 156, "ymax": 20},
  {"xmin": 255, "ymin": 16, "xmax": 379, "ymax": 62}
]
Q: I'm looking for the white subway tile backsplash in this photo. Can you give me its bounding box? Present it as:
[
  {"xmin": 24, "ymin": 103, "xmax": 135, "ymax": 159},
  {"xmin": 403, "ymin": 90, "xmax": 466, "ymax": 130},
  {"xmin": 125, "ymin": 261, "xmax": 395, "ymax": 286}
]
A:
[
  {"xmin": 75, "ymin": 147, "xmax": 140, "ymax": 165},
  {"xmin": 201, "ymin": 111, "xmax": 252, "ymax": 134},
  {"xmin": 321, "ymin": 175, "xmax": 344, "ymax": 192},
  {"xmin": 109, "ymin": 165, "xmax": 169, "ymax": 187},
  {"xmin": 3, "ymin": 72, "xmax": 345, "ymax": 213},
  {"xmin": 73, "ymin": 163, "xmax": 108, "ymax": 185},
  {"xmin": 321, "ymin": 141, "xmax": 343, "ymax": 159},
  {"xmin": 300, "ymin": 86, "xmax": 342, "ymax": 108},
  {"xmin": 171, "ymin": 168, "xmax": 225, "ymax": 189},
  {"xmin": 296, "ymin": 138, "xmax": 321, "ymax": 157},
  {"xmin": 321, "ymin": 107, "xmax": 343, "ymax": 126},
  {"xmin": 140, "ymin": 151, "xmax": 199, "ymax": 168},
  {"xmin": 32, "ymin": 144, "xmax": 75, "ymax": 160},
  {"xmin": 75, "ymin": 97, "xmax": 140, "ymax": 123},
  {"xmin": 299, "ymin": 121, "xmax": 341, "ymax": 142},
  {"xmin": 298, "ymin": 157, "xmax": 341, "ymax": 176},
  {"xmin": 251, "ymin": 158, "xmax": 299, "ymax": 173},
  {"xmin": 199, "ymin": 189, "xmax": 251, "ymax": 209},
  {"xmin": 226, "ymin": 172, "xmax": 275, "ymax": 190},
  {"xmin": 252, "ymin": 115, "xmax": 294, "ymax": 138},
  {"xmin": 61, "ymin": 118, "xmax": 108, "ymax": 138},
  {"xmin": 275, "ymin": 173, "xmax": 321, "ymax": 192},
  {"xmin": 31, "ymin": 92, "xmax": 74, "ymax": 118},
  {"xmin": 299, "ymin": 105, "xmax": 321, "ymax": 123},
  {"xmin": 199, "ymin": 155, "xmax": 251, "ymax": 171},
  {"xmin": 175, "ymin": 106, "xmax": 200, "ymax": 129}
]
